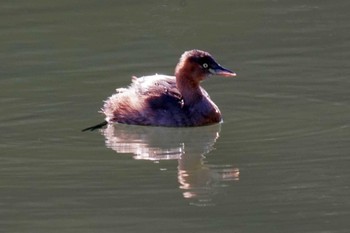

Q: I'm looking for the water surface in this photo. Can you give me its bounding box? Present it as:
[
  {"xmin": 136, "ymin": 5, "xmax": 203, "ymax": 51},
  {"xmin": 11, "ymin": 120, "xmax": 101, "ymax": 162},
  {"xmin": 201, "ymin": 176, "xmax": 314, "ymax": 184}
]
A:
[{"xmin": 1, "ymin": 0, "xmax": 350, "ymax": 232}]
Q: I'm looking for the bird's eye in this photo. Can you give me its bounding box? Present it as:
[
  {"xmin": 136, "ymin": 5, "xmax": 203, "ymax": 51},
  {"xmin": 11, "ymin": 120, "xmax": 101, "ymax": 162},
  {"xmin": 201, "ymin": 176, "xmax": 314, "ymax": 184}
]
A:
[{"xmin": 202, "ymin": 63, "xmax": 208, "ymax": 69}]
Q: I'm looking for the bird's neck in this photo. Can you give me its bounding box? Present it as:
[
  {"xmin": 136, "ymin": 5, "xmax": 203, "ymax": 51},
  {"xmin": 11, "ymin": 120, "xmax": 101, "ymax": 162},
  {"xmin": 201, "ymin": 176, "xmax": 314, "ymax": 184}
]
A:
[{"xmin": 176, "ymin": 73, "xmax": 203, "ymax": 106}]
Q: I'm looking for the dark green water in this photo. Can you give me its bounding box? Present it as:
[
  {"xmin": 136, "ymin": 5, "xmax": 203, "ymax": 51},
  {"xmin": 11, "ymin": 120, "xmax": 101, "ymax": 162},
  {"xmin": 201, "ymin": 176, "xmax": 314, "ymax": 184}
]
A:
[{"xmin": 1, "ymin": 1, "xmax": 350, "ymax": 232}]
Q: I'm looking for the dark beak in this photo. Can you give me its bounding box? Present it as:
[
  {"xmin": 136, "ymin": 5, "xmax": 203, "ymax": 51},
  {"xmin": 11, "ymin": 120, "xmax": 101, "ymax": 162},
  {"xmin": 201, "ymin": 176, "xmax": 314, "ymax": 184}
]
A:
[{"xmin": 210, "ymin": 64, "xmax": 237, "ymax": 77}]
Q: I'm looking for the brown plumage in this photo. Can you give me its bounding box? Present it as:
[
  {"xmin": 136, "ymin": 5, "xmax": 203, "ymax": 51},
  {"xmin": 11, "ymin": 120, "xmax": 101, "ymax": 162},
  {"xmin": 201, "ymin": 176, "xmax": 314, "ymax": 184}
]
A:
[{"xmin": 82, "ymin": 49, "xmax": 236, "ymax": 131}]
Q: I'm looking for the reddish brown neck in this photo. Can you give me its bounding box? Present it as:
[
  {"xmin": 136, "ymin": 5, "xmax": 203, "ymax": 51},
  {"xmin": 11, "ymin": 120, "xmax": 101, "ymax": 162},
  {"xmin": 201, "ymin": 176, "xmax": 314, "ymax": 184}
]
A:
[{"xmin": 176, "ymin": 71, "xmax": 203, "ymax": 106}]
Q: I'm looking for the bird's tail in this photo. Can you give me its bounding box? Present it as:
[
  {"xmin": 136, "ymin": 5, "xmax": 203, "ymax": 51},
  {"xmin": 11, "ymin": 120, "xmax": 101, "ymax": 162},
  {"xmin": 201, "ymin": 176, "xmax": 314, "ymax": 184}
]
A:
[{"xmin": 82, "ymin": 121, "xmax": 108, "ymax": 132}]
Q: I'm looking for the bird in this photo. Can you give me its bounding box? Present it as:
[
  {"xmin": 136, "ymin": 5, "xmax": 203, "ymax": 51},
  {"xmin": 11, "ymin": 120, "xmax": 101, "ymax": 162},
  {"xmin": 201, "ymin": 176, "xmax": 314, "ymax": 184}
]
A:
[{"xmin": 82, "ymin": 49, "xmax": 236, "ymax": 131}]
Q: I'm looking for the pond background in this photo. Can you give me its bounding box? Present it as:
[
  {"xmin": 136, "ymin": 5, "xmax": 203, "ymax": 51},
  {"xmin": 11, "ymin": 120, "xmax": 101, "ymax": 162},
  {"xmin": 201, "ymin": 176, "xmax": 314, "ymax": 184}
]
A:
[{"xmin": 1, "ymin": 0, "xmax": 350, "ymax": 232}]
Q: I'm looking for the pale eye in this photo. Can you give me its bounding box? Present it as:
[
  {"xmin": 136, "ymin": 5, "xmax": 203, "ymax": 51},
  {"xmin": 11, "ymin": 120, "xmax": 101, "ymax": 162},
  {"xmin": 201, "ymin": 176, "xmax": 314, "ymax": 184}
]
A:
[{"xmin": 202, "ymin": 63, "xmax": 208, "ymax": 68}]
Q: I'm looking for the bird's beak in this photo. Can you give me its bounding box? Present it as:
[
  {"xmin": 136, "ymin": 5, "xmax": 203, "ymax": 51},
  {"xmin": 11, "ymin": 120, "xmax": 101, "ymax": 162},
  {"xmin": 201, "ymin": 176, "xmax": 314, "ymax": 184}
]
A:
[{"xmin": 209, "ymin": 64, "xmax": 237, "ymax": 77}]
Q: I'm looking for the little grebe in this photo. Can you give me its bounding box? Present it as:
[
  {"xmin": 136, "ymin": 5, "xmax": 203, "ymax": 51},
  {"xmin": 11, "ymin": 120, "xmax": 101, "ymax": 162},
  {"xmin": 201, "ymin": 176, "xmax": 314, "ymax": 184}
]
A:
[{"xmin": 82, "ymin": 49, "xmax": 236, "ymax": 131}]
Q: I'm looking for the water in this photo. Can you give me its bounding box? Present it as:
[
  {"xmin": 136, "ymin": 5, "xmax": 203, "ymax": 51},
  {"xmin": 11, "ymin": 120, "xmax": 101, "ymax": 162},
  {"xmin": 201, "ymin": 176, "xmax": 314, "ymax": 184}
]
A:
[{"xmin": 1, "ymin": 0, "xmax": 350, "ymax": 232}]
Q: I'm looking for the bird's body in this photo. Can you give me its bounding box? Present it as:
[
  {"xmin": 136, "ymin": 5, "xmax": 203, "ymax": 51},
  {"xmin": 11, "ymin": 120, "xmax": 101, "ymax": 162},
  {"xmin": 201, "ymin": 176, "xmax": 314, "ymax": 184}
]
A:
[{"xmin": 103, "ymin": 74, "xmax": 221, "ymax": 127}]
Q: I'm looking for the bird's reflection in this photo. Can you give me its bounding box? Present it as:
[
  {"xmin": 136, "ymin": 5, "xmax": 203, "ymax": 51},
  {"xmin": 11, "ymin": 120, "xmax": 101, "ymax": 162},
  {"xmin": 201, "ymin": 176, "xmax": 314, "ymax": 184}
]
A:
[{"xmin": 101, "ymin": 123, "xmax": 239, "ymax": 206}]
